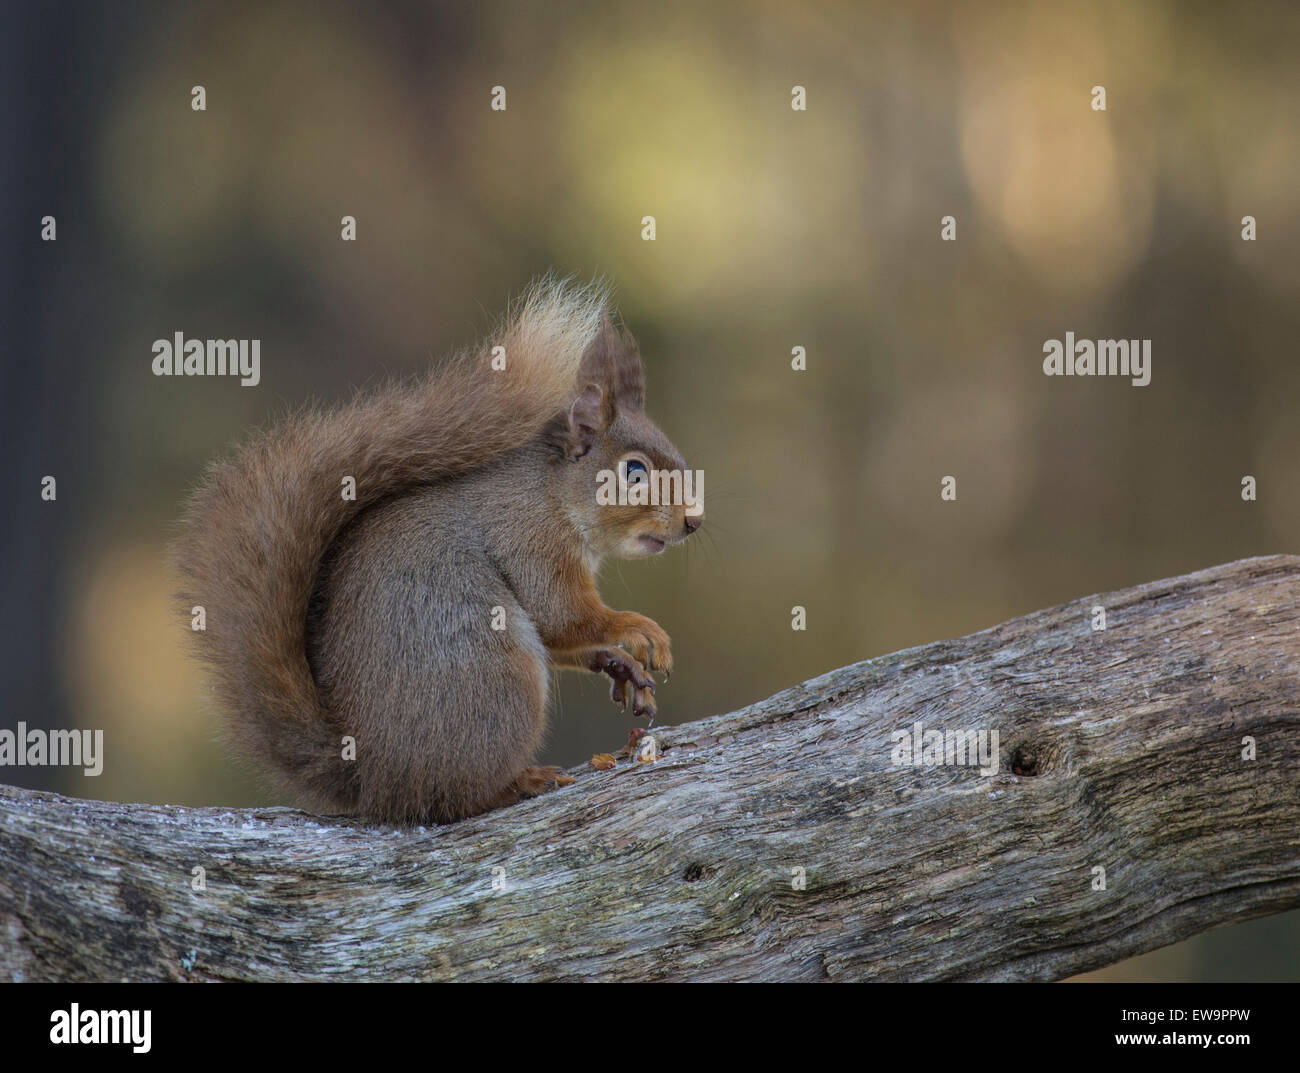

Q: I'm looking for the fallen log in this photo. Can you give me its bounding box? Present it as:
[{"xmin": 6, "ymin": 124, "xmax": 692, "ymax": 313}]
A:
[{"xmin": 1, "ymin": 555, "xmax": 1297, "ymax": 981}]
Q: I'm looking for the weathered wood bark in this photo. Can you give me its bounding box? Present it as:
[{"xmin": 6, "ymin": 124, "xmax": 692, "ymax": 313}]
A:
[{"xmin": 2, "ymin": 555, "xmax": 1298, "ymax": 981}]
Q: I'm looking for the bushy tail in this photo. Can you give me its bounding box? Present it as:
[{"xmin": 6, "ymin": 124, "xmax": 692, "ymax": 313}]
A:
[{"xmin": 174, "ymin": 275, "xmax": 609, "ymax": 811}]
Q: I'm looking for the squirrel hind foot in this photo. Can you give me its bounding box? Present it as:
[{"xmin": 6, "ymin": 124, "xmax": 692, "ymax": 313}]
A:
[{"xmin": 483, "ymin": 765, "xmax": 575, "ymax": 811}]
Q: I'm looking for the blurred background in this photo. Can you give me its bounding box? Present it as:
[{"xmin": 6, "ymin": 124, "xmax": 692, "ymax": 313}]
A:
[{"xmin": 1, "ymin": 0, "xmax": 1297, "ymax": 980}]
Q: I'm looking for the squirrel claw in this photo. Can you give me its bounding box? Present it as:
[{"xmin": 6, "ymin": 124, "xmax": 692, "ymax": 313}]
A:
[
  {"xmin": 590, "ymin": 646, "xmax": 656, "ymax": 718},
  {"xmin": 631, "ymin": 683, "xmax": 656, "ymax": 720}
]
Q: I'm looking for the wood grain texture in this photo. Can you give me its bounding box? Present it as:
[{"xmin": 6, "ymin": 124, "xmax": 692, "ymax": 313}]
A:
[{"xmin": 2, "ymin": 555, "xmax": 1298, "ymax": 981}]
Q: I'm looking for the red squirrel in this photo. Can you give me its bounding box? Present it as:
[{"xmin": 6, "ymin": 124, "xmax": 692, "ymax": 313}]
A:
[{"xmin": 174, "ymin": 277, "xmax": 702, "ymax": 823}]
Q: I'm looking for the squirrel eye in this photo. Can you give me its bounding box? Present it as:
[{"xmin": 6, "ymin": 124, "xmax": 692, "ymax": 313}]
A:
[{"xmin": 624, "ymin": 459, "xmax": 649, "ymax": 485}]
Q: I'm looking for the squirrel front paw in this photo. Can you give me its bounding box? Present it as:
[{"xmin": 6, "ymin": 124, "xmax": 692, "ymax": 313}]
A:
[
  {"xmin": 586, "ymin": 646, "xmax": 657, "ymax": 719},
  {"xmin": 608, "ymin": 612, "xmax": 674, "ymax": 679}
]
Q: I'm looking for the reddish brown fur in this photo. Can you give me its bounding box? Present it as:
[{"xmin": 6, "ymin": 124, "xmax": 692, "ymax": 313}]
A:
[{"xmin": 174, "ymin": 279, "xmax": 701, "ymax": 823}]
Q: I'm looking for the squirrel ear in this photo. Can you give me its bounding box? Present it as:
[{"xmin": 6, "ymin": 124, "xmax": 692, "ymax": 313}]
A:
[
  {"xmin": 577, "ymin": 312, "xmax": 645, "ymax": 415},
  {"xmin": 611, "ymin": 322, "xmax": 645, "ymax": 414},
  {"xmin": 564, "ymin": 382, "xmax": 607, "ymax": 460},
  {"xmin": 577, "ymin": 314, "xmax": 618, "ymax": 388}
]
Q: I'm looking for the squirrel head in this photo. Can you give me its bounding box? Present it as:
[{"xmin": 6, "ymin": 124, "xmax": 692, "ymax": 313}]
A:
[{"xmin": 550, "ymin": 313, "xmax": 704, "ymax": 560}]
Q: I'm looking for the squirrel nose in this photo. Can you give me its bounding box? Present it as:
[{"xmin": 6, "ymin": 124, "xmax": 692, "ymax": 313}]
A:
[{"xmin": 684, "ymin": 512, "xmax": 703, "ymax": 534}]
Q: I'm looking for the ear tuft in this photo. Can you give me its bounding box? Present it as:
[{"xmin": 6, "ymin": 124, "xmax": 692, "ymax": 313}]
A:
[
  {"xmin": 576, "ymin": 311, "xmax": 645, "ymax": 416},
  {"xmin": 611, "ymin": 320, "xmax": 645, "ymax": 413}
]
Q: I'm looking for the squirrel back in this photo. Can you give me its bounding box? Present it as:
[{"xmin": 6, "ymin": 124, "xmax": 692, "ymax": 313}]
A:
[{"xmin": 174, "ymin": 276, "xmax": 611, "ymax": 813}]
